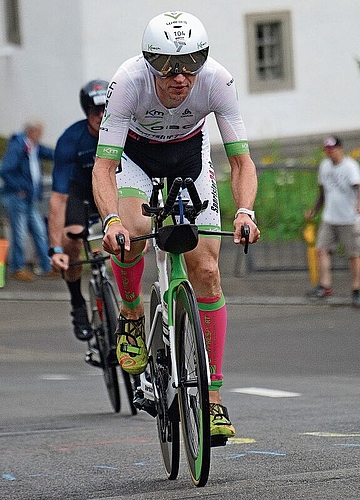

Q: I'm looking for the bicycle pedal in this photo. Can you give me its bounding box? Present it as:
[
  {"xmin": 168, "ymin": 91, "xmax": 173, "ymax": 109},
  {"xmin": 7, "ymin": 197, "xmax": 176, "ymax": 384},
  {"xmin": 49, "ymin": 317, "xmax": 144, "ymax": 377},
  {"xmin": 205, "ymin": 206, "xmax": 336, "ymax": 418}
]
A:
[
  {"xmin": 85, "ymin": 352, "xmax": 102, "ymax": 368},
  {"xmin": 210, "ymin": 435, "xmax": 228, "ymax": 447},
  {"xmin": 107, "ymin": 349, "xmax": 118, "ymax": 366},
  {"xmin": 133, "ymin": 389, "xmax": 157, "ymax": 417}
]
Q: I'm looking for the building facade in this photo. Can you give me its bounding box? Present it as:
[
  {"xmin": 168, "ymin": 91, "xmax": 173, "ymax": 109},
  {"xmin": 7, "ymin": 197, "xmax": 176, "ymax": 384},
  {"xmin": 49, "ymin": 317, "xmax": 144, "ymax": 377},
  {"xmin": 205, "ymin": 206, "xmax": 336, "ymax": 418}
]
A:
[{"xmin": 0, "ymin": 0, "xmax": 359, "ymax": 160}]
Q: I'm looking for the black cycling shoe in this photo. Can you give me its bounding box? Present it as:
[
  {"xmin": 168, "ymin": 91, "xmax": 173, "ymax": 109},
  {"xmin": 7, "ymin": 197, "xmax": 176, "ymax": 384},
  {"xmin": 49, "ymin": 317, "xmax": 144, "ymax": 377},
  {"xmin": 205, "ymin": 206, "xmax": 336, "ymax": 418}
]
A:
[{"xmin": 71, "ymin": 305, "xmax": 93, "ymax": 341}]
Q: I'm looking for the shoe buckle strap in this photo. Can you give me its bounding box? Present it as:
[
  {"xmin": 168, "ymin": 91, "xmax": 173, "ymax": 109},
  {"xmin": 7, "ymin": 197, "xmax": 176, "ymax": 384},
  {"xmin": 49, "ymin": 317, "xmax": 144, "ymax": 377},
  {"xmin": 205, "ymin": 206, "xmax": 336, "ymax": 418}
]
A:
[
  {"xmin": 117, "ymin": 316, "xmax": 145, "ymax": 339},
  {"xmin": 120, "ymin": 342, "xmax": 142, "ymax": 355},
  {"xmin": 210, "ymin": 404, "xmax": 231, "ymax": 424}
]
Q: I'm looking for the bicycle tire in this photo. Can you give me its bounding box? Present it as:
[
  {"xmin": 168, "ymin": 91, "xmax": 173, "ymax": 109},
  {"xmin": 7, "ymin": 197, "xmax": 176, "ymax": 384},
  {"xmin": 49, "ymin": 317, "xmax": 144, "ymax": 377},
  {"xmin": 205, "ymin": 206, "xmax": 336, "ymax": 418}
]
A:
[
  {"xmin": 89, "ymin": 280, "xmax": 121, "ymax": 413},
  {"xmin": 88, "ymin": 279, "xmax": 107, "ymax": 372},
  {"xmin": 102, "ymin": 280, "xmax": 138, "ymax": 415},
  {"xmin": 175, "ymin": 281, "xmax": 211, "ymax": 487},
  {"xmin": 150, "ymin": 282, "xmax": 180, "ymax": 480}
]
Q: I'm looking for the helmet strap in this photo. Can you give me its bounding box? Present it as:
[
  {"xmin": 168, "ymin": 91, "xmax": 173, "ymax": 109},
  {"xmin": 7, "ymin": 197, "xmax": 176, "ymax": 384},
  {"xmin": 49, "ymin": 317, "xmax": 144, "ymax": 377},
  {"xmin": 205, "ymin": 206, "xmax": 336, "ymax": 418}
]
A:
[{"xmin": 87, "ymin": 120, "xmax": 99, "ymax": 137}]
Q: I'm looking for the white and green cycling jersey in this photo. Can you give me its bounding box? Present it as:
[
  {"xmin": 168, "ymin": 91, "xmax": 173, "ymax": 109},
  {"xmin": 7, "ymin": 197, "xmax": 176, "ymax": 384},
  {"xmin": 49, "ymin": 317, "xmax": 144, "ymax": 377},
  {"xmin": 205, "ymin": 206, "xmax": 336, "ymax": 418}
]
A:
[
  {"xmin": 97, "ymin": 54, "xmax": 249, "ymax": 161},
  {"xmin": 96, "ymin": 54, "xmax": 251, "ymax": 230}
]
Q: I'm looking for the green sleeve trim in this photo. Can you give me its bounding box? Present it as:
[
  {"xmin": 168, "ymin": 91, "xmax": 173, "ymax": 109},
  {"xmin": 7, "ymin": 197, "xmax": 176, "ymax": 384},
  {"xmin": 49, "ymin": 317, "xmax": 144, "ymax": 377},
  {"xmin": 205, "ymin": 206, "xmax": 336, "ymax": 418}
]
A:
[
  {"xmin": 96, "ymin": 144, "xmax": 124, "ymax": 161},
  {"xmin": 117, "ymin": 186, "xmax": 149, "ymax": 201},
  {"xmin": 209, "ymin": 379, "xmax": 223, "ymax": 390},
  {"xmin": 120, "ymin": 295, "xmax": 141, "ymax": 309},
  {"xmin": 111, "ymin": 252, "xmax": 143, "ymax": 268},
  {"xmin": 197, "ymin": 293, "xmax": 226, "ymax": 312},
  {"xmin": 224, "ymin": 140, "xmax": 250, "ymax": 156},
  {"xmin": 197, "ymin": 224, "xmax": 222, "ymax": 239}
]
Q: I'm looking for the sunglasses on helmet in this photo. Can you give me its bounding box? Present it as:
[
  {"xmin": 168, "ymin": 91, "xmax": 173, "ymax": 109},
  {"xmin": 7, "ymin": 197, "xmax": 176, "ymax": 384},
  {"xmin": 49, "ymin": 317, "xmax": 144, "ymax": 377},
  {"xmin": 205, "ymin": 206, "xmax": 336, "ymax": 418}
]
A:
[
  {"xmin": 88, "ymin": 105, "xmax": 105, "ymax": 116},
  {"xmin": 143, "ymin": 48, "xmax": 209, "ymax": 78}
]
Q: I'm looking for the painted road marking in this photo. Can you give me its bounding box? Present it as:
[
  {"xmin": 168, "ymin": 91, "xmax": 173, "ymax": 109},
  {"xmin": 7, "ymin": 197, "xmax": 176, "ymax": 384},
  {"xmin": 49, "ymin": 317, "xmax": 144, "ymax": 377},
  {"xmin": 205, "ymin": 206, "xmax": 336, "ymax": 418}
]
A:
[
  {"xmin": 39, "ymin": 374, "xmax": 75, "ymax": 380},
  {"xmin": 333, "ymin": 444, "xmax": 360, "ymax": 447},
  {"xmin": 231, "ymin": 387, "xmax": 301, "ymax": 398},
  {"xmin": 247, "ymin": 450, "xmax": 286, "ymax": 456},
  {"xmin": 230, "ymin": 438, "xmax": 256, "ymax": 444},
  {"xmin": 93, "ymin": 465, "xmax": 118, "ymax": 470},
  {"xmin": 38, "ymin": 372, "xmax": 100, "ymax": 381},
  {"xmin": 2, "ymin": 473, "xmax": 16, "ymax": 481},
  {"xmin": 302, "ymin": 432, "xmax": 360, "ymax": 437},
  {"xmin": 227, "ymin": 450, "xmax": 286, "ymax": 459}
]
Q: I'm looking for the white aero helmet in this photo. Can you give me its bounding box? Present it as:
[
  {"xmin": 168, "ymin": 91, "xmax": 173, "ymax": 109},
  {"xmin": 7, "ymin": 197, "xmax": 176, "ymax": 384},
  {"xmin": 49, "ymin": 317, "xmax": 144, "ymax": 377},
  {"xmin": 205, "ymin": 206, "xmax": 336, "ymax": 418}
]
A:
[{"xmin": 142, "ymin": 11, "xmax": 209, "ymax": 77}]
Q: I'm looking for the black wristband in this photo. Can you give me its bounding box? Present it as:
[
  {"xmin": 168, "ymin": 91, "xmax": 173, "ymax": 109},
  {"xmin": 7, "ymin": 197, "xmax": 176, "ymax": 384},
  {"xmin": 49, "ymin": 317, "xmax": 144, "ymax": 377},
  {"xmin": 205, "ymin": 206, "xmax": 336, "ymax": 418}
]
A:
[{"xmin": 48, "ymin": 247, "xmax": 64, "ymax": 257}]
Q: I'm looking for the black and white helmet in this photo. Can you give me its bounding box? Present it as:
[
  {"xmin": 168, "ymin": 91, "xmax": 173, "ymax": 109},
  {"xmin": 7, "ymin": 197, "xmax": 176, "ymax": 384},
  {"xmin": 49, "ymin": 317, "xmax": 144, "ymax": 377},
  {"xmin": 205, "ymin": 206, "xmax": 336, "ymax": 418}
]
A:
[
  {"xmin": 79, "ymin": 79, "xmax": 108, "ymax": 116},
  {"xmin": 142, "ymin": 11, "xmax": 209, "ymax": 78}
]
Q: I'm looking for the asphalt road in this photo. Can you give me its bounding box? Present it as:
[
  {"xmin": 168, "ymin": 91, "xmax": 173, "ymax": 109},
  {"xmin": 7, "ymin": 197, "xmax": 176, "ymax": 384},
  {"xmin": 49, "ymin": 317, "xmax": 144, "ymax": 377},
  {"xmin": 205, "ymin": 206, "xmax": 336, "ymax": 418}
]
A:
[{"xmin": 0, "ymin": 297, "xmax": 359, "ymax": 499}]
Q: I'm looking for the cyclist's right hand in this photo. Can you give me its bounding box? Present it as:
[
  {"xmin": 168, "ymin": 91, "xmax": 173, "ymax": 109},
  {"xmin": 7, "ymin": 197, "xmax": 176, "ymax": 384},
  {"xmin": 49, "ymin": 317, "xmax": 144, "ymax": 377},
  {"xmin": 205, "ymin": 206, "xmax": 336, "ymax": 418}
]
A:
[
  {"xmin": 304, "ymin": 209, "xmax": 315, "ymax": 222},
  {"xmin": 102, "ymin": 221, "xmax": 130, "ymax": 255},
  {"xmin": 51, "ymin": 253, "xmax": 69, "ymax": 272}
]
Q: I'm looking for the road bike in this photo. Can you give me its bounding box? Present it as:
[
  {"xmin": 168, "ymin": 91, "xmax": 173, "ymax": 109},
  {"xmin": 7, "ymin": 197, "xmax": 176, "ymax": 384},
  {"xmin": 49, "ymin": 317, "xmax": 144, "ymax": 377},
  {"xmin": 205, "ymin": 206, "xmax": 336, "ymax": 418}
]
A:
[
  {"xmin": 68, "ymin": 202, "xmax": 138, "ymax": 415},
  {"xmin": 116, "ymin": 177, "xmax": 249, "ymax": 487}
]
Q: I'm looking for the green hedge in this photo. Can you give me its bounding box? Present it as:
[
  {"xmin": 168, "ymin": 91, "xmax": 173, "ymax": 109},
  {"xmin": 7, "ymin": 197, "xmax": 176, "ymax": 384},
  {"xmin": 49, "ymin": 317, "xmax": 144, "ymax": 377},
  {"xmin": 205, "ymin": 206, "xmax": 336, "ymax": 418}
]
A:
[
  {"xmin": 218, "ymin": 168, "xmax": 321, "ymax": 241},
  {"xmin": 0, "ymin": 136, "xmax": 7, "ymax": 158},
  {"xmin": 0, "ymin": 135, "xmax": 329, "ymax": 243}
]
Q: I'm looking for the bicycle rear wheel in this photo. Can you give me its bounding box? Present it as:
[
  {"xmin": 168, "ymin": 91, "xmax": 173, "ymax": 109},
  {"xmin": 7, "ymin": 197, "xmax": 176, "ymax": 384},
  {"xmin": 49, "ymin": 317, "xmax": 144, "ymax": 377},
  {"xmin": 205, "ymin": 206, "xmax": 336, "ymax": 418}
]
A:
[
  {"xmin": 150, "ymin": 282, "xmax": 180, "ymax": 480},
  {"xmin": 102, "ymin": 280, "xmax": 138, "ymax": 415},
  {"xmin": 175, "ymin": 281, "xmax": 210, "ymax": 487}
]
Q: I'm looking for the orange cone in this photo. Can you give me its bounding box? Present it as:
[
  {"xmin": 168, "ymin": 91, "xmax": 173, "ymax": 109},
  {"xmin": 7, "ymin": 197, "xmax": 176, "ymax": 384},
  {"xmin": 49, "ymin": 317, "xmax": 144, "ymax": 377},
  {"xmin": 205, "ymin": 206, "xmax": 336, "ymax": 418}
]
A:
[
  {"xmin": 0, "ymin": 239, "xmax": 9, "ymax": 288},
  {"xmin": 303, "ymin": 223, "xmax": 318, "ymax": 285}
]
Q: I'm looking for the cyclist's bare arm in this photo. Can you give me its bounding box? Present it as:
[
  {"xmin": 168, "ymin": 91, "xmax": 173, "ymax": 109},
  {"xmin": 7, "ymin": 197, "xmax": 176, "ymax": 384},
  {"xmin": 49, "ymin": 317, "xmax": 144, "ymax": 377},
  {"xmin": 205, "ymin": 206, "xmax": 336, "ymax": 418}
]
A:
[
  {"xmin": 305, "ymin": 186, "xmax": 324, "ymax": 221},
  {"xmin": 228, "ymin": 154, "xmax": 260, "ymax": 244},
  {"xmin": 92, "ymin": 157, "xmax": 130, "ymax": 254},
  {"xmin": 48, "ymin": 191, "xmax": 70, "ymax": 271}
]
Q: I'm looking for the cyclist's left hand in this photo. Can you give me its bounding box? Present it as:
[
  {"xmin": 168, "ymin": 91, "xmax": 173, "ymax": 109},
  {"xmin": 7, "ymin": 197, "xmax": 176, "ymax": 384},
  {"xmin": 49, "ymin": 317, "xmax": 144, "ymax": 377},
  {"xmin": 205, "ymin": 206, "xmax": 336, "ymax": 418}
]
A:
[
  {"xmin": 233, "ymin": 216, "xmax": 260, "ymax": 245},
  {"xmin": 51, "ymin": 252, "xmax": 69, "ymax": 271},
  {"xmin": 102, "ymin": 220, "xmax": 130, "ymax": 255}
]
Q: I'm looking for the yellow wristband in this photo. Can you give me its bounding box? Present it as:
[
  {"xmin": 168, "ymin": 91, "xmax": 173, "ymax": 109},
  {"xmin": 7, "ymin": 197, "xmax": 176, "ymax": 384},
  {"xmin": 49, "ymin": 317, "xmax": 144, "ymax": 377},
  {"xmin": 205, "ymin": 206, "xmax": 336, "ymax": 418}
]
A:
[{"xmin": 104, "ymin": 217, "xmax": 122, "ymax": 233}]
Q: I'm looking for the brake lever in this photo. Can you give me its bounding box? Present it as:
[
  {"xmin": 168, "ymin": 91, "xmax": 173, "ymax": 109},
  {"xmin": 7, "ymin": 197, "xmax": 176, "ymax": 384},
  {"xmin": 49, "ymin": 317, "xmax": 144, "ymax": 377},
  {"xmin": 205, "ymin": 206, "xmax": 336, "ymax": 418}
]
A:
[
  {"xmin": 115, "ymin": 233, "xmax": 126, "ymax": 263},
  {"xmin": 241, "ymin": 224, "xmax": 250, "ymax": 254}
]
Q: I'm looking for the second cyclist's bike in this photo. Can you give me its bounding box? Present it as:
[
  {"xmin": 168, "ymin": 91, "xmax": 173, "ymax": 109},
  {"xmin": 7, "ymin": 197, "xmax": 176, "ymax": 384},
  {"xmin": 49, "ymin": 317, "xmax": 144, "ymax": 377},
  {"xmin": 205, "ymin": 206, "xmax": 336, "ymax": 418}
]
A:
[{"xmin": 68, "ymin": 203, "xmax": 138, "ymax": 415}]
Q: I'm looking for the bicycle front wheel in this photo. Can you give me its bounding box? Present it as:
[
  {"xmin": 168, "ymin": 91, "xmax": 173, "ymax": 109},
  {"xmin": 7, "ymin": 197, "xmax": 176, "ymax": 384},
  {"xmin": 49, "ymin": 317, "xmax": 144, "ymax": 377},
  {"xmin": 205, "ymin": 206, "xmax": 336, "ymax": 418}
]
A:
[
  {"xmin": 150, "ymin": 282, "xmax": 180, "ymax": 480},
  {"xmin": 175, "ymin": 281, "xmax": 211, "ymax": 487},
  {"xmin": 94, "ymin": 280, "xmax": 121, "ymax": 413}
]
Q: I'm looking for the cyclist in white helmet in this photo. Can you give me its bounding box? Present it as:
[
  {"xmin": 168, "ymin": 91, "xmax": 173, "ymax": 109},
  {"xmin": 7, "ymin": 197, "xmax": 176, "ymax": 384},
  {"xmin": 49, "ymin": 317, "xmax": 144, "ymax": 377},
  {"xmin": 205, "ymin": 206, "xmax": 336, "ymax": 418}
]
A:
[{"xmin": 93, "ymin": 11, "xmax": 260, "ymax": 440}]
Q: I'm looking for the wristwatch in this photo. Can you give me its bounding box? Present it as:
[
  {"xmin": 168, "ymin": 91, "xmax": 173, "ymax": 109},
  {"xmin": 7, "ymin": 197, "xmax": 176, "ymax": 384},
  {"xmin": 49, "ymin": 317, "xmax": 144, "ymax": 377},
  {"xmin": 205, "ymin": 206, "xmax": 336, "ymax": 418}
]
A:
[
  {"xmin": 234, "ymin": 208, "xmax": 256, "ymax": 223},
  {"xmin": 48, "ymin": 246, "xmax": 64, "ymax": 257}
]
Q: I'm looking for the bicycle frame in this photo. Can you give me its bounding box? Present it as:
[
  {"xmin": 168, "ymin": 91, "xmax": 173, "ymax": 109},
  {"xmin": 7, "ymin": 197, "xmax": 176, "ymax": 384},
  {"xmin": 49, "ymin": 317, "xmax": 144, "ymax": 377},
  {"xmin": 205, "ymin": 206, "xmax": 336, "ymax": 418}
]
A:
[
  {"xmin": 129, "ymin": 176, "xmax": 249, "ymax": 407},
  {"xmin": 141, "ymin": 245, "xmax": 211, "ymax": 407},
  {"xmin": 68, "ymin": 202, "xmax": 137, "ymax": 415},
  {"xmin": 119, "ymin": 176, "xmax": 250, "ymax": 485}
]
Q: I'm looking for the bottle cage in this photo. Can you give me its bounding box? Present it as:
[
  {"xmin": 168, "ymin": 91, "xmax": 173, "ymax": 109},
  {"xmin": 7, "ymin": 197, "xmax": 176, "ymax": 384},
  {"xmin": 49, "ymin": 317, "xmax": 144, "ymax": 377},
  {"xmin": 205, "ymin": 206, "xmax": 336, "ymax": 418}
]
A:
[{"xmin": 157, "ymin": 224, "xmax": 199, "ymax": 254}]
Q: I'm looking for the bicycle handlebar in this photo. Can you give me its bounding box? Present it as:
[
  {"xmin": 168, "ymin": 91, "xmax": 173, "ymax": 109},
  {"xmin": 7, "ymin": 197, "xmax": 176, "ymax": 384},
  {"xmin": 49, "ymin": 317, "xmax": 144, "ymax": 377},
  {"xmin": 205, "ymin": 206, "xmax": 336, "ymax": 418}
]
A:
[
  {"xmin": 116, "ymin": 233, "xmax": 126, "ymax": 263},
  {"xmin": 115, "ymin": 176, "xmax": 251, "ymax": 260},
  {"xmin": 185, "ymin": 177, "xmax": 203, "ymax": 215},
  {"xmin": 69, "ymin": 253, "xmax": 110, "ymax": 267},
  {"xmin": 242, "ymin": 225, "xmax": 250, "ymax": 254},
  {"xmin": 160, "ymin": 177, "xmax": 183, "ymax": 219},
  {"xmin": 115, "ymin": 225, "xmax": 250, "ymax": 262}
]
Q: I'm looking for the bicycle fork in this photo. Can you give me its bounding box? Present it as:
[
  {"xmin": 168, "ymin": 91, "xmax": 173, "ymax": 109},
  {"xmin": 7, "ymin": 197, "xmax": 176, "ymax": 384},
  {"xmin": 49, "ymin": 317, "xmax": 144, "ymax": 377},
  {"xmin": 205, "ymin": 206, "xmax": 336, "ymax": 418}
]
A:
[{"xmin": 134, "ymin": 301, "xmax": 177, "ymax": 417}]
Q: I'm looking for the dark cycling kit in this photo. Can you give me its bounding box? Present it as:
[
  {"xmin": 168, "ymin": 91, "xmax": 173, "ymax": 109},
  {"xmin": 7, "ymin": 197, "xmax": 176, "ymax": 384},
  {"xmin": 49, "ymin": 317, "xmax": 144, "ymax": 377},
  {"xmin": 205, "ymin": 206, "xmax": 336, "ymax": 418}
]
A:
[{"xmin": 53, "ymin": 119, "xmax": 98, "ymax": 226}]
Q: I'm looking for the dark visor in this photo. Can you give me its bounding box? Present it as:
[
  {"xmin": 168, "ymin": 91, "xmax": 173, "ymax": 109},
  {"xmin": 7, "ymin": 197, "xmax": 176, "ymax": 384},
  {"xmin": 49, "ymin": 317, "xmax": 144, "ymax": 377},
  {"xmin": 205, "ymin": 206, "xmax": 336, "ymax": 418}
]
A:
[{"xmin": 143, "ymin": 48, "xmax": 209, "ymax": 77}]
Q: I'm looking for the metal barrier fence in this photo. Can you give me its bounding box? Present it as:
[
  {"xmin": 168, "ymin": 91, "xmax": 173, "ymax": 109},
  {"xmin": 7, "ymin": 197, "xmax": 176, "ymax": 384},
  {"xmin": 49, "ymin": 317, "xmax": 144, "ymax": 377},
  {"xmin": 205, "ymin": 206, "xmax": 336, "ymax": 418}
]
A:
[
  {"xmin": 0, "ymin": 169, "xmax": 349, "ymax": 274},
  {"xmin": 229, "ymin": 164, "xmax": 348, "ymax": 274}
]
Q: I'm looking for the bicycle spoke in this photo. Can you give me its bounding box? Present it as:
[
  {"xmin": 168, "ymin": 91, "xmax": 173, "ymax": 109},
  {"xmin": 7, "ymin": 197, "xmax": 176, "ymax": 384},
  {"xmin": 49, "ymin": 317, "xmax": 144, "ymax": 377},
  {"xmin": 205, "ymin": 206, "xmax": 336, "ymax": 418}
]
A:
[
  {"xmin": 95, "ymin": 280, "xmax": 121, "ymax": 413},
  {"xmin": 176, "ymin": 281, "xmax": 210, "ymax": 487},
  {"xmin": 150, "ymin": 283, "xmax": 180, "ymax": 480}
]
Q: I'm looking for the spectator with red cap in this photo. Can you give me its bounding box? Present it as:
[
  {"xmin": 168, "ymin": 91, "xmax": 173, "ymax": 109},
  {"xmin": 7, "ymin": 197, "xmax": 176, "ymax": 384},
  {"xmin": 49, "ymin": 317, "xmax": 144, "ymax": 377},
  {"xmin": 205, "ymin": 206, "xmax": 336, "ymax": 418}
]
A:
[{"xmin": 305, "ymin": 136, "xmax": 360, "ymax": 306}]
